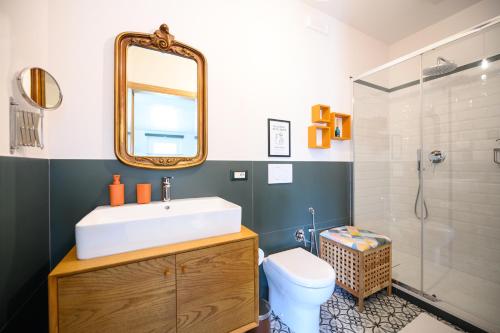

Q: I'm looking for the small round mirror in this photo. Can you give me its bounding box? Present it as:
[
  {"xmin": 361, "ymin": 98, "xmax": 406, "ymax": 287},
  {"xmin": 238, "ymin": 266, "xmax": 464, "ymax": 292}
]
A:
[{"xmin": 17, "ymin": 67, "xmax": 62, "ymax": 109}]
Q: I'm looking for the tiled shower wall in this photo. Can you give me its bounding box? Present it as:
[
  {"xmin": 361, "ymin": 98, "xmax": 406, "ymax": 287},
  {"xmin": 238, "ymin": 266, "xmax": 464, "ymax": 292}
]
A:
[
  {"xmin": 421, "ymin": 66, "xmax": 500, "ymax": 283},
  {"xmin": 387, "ymin": 86, "xmax": 422, "ymax": 259},
  {"xmin": 352, "ymin": 84, "xmax": 390, "ymax": 232}
]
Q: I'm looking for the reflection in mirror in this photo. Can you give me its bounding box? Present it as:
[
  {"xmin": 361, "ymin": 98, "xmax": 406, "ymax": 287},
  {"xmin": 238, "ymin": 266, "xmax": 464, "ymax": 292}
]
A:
[
  {"xmin": 126, "ymin": 46, "xmax": 198, "ymax": 157},
  {"xmin": 18, "ymin": 67, "xmax": 63, "ymax": 109}
]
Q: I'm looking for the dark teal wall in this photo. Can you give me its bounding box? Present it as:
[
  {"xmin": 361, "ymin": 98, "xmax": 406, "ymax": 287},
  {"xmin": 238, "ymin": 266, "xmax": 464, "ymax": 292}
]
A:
[
  {"xmin": 0, "ymin": 157, "xmax": 351, "ymax": 333},
  {"xmin": 0, "ymin": 156, "xmax": 49, "ymax": 333},
  {"xmin": 253, "ymin": 161, "xmax": 350, "ymax": 253},
  {"xmin": 50, "ymin": 159, "xmax": 351, "ymax": 264},
  {"xmin": 50, "ymin": 160, "xmax": 254, "ymax": 263},
  {"xmin": 50, "ymin": 159, "xmax": 351, "ymax": 300}
]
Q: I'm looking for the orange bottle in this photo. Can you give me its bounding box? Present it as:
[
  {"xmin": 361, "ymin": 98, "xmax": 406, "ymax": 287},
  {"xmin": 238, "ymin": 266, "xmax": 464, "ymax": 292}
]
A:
[{"xmin": 109, "ymin": 174, "xmax": 125, "ymax": 206}]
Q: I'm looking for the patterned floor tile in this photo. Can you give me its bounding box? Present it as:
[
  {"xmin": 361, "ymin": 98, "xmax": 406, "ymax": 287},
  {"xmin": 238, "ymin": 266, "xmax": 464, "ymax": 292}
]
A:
[{"xmin": 270, "ymin": 286, "xmax": 464, "ymax": 333}]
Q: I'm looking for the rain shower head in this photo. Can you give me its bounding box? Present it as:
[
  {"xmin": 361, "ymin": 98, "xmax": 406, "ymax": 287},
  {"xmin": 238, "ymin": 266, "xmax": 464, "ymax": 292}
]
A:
[{"xmin": 422, "ymin": 57, "xmax": 457, "ymax": 77}]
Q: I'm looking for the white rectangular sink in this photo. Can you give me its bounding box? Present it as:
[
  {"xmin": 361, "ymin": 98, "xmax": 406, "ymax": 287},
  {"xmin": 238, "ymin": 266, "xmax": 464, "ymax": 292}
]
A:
[{"xmin": 75, "ymin": 197, "xmax": 241, "ymax": 260}]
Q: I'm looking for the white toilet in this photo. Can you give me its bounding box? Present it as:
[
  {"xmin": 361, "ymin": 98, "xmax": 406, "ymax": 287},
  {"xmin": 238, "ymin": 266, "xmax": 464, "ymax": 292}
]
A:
[{"xmin": 263, "ymin": 247, "xmax": 336, "ymax": 333}]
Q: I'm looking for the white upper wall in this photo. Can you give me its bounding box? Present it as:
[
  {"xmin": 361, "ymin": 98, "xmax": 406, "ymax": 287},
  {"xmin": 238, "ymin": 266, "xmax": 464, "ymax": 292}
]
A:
[
  {"xmin": 43, "ymin": 0, "xmax": 388, "ymax": 161},
  {"xmin": 0, "ymin": 0, "xmax": 388, "ymax": 160},
  {"xmin": 3, "ymin": 0, "xmax": 500, "ymax": 161},
  {"xmin": 0, "ymin": 0, "xmax": 50, "ymax": 158},
  {"xmin": 389, "ymin": 0, "xmax": 500, "ymax": 60}
]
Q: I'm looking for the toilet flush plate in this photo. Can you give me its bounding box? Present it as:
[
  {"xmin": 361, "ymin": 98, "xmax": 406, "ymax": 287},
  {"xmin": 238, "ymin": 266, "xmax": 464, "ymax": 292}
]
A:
[{"xmin": 268, "ymin": 164, "xmax": 293, "ymax": 184}]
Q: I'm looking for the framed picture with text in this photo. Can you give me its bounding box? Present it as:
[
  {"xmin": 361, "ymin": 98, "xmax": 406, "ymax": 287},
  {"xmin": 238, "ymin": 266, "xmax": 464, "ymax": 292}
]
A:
[{"xmin": 268, "ymin": 118, "xmax": 291, "ymax": 157}]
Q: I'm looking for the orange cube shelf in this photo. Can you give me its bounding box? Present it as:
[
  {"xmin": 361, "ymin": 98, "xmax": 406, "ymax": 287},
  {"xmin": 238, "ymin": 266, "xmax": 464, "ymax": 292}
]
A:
[
  {"xmin": 311, "ymin": 104, "xmax": 331, "ymax": 123},
  {"xmin": 329, "ymin": 112, "xmax": 351, "ymax": 140},
  {"xmin": 308, "ymin": 125, "xmax": 331, "ymax": 149}
]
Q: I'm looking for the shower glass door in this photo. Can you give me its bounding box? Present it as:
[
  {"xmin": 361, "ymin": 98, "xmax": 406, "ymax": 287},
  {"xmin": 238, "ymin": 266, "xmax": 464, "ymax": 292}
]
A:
[
  {"xmin": 354, "ymin": 18, "xmax": 500, "ymax": 332},
  {"xmin": 421, "ymin": 22, "xmax": 500, "ymax": 331},
  {"xmin": 353, "ymin": 55, "xmax": 424, "ymax": 294}
]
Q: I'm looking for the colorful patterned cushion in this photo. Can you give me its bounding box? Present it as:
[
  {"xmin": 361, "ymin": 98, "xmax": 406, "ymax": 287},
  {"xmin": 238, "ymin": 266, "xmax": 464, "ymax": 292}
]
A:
[{"xmin": 320, "ymin": 226, "xmax": 391, "ymax": 252}]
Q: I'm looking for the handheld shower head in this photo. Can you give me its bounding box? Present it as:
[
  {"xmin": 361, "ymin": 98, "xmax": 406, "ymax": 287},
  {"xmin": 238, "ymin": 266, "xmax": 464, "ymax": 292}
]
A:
[{"xmin": 423, "ymin": 57, "xmax": 457, "ymax": 77}]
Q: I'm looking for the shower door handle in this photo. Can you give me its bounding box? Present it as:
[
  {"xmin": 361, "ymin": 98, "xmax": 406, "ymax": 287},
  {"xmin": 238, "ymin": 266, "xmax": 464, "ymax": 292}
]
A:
[{"xmin": 494, "ymin": 148, "xmax": 500, "ymax": 165}]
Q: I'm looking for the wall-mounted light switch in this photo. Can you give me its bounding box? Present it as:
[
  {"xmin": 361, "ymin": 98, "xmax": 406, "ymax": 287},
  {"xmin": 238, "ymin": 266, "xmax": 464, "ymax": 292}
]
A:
[{"xmin": 230, "ymin": 170, "xmax": 248, "ymax": 181}]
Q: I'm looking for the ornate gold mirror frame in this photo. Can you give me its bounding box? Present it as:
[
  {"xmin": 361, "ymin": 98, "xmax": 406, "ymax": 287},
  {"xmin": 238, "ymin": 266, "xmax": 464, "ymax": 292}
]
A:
[{"xmin": 114, "ymin": 24, "xmax": 207, "ymax": 169}]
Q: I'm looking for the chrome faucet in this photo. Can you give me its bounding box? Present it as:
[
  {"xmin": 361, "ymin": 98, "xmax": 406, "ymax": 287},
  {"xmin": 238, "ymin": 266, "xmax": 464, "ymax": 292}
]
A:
[{"xmin": 161, "ymin": 177, "xmax": 173, "ymax": 202}]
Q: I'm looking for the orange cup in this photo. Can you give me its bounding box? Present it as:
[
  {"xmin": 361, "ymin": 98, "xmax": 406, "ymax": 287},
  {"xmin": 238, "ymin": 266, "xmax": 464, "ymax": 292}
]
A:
[{"xmin": 136, "ymin": 183, "xmax": 152, "ymax": 204}]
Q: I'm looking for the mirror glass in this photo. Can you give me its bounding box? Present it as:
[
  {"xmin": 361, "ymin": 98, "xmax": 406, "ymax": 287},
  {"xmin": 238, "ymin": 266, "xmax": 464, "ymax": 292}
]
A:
[
  {"xmin": 126, "ymin": 45, "xmax": 198, "ymax": 157},
  {"xmin": 18, "ymin": 67, "xmax": 62, "ymax": 109}
]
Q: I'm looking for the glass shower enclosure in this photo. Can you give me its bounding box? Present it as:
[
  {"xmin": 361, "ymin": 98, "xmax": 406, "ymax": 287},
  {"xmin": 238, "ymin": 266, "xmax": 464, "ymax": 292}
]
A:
[{"xmin": 353, "ymin": 17, "xmax": 500, "ymax": 333}]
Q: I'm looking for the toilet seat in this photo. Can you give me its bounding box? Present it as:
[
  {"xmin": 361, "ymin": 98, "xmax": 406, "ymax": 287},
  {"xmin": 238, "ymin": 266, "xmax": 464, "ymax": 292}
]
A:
[{"xmin": 265, "ymin": 247, "xmax": 335, "ymax": 288}]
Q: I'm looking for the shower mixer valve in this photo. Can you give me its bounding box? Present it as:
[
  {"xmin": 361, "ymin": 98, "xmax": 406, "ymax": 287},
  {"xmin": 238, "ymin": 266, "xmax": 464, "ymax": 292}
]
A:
[{"xmin": 428, "ymin": 150, "xmax": 446, "ymax": 164}]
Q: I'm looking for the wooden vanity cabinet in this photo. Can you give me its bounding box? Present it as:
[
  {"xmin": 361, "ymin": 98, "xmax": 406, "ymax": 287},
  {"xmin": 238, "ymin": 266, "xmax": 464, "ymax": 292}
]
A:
[
  {"xmin": 177, "ymin": 240, "xmax": 255, "ymax": 333},
  {"xmin": 57, "ymin": 256, "xmax": 177, "ymax": 333},
  {"xmin": 49, "ymin": 227, "xmax": 259, "ymax": 333}
]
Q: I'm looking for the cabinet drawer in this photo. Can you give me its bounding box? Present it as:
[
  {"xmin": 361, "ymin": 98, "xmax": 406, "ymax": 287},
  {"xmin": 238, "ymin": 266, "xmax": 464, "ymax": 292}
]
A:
[
  {"xmin": 176, "ymin": 239, "xmax": 256, "ymax": 333},
  {"xmin": 57, "ymin": 256, "xmax": 176, "ymax": 333}
]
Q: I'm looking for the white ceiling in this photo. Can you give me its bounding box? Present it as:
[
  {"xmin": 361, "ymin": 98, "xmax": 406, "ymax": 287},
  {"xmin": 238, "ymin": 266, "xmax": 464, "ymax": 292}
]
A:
[{"xmin": 303, "ymin": 0, "xmax": 481, "ymax": 44}]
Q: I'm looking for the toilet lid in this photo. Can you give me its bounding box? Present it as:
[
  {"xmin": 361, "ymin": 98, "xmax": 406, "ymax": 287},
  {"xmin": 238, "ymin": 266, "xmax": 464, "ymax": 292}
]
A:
[{"xmin": 265, "ymin": 247, "xmax": 336, "ymax": 288}]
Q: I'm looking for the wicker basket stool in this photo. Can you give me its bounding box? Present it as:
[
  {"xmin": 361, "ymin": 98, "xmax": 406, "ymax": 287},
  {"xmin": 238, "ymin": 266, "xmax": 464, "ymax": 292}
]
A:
[{"xmin": 319, "ymin": 226, "xmax": 392, "ymax": 312}]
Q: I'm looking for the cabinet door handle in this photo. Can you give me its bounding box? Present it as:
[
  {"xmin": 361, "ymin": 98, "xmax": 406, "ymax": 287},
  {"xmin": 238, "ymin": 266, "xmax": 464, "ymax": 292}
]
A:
[
  {"xmin": 164, "ymin": 268, "xmax": 171, "ymax": 277},
  {"xmin": 180, "ymin": 265, "xmax": 186, "ymax": 274}
]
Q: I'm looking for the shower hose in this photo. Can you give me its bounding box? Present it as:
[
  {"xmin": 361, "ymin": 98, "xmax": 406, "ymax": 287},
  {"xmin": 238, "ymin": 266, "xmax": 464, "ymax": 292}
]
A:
[{"xmin": 414, "ymin": 182, "xmax": 429, "ymax": 220}]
